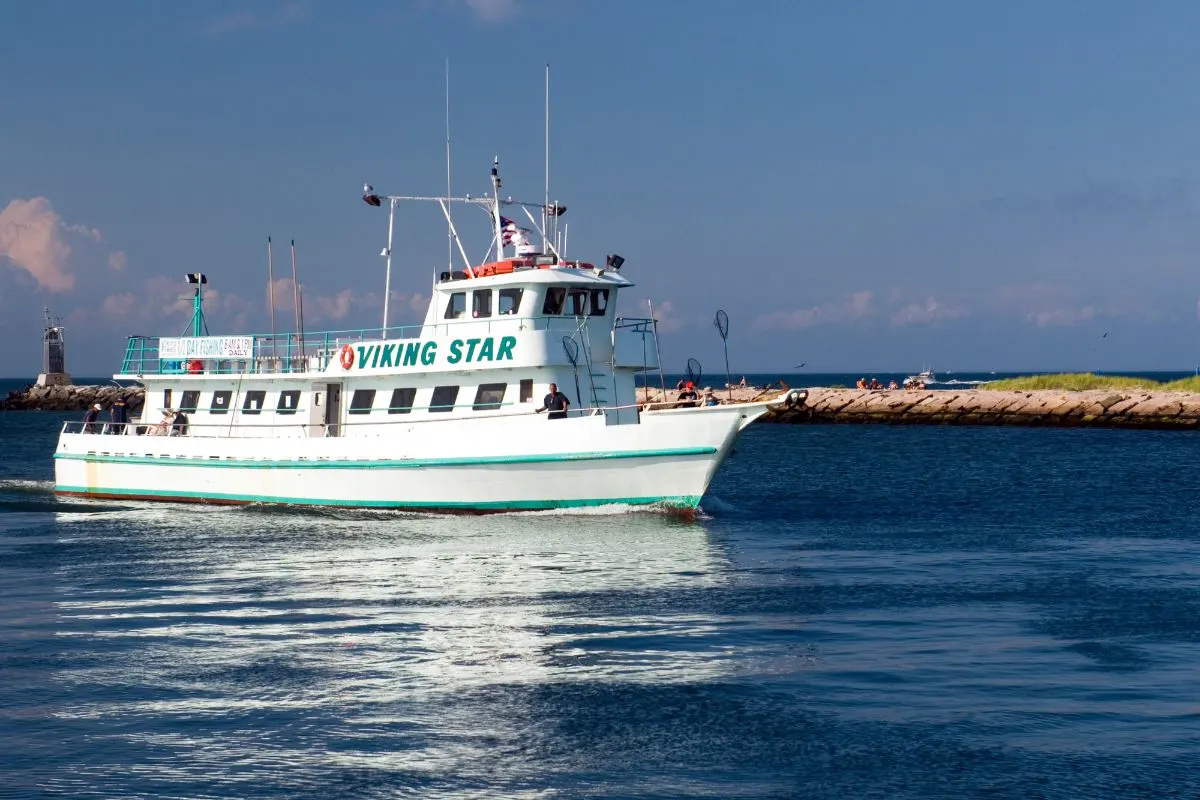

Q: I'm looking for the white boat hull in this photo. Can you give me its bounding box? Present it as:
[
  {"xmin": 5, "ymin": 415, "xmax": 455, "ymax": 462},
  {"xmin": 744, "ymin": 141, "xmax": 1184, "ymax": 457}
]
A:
[{"xmin": 54, "ymin": 405, "xmax": 769, "ymax": 512}]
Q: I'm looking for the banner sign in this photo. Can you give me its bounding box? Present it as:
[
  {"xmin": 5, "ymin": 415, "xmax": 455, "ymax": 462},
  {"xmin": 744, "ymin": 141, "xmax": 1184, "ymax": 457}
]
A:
[{"xmin": 159, "ymin": 336, "xmax": 255, "ymax": 360}]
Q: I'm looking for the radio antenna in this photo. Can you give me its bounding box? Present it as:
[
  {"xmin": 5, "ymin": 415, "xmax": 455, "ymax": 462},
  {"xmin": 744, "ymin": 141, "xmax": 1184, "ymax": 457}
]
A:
[
  {"xmin": 543, "ymin": 62, "xmax": 550, "ymax": 254},
  {"xmin": 290, "ymin": 239, "xmax": 301, "ymax": 359},
  {"xmin": 445, "ymin": 58, "xmax": 454, "ymax": 272}
]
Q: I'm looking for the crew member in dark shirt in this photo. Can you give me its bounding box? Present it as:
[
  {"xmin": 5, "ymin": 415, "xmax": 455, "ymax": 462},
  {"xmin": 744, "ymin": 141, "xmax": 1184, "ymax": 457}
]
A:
[
  {"xmin": 108, "ymin": 397, "xmax": 129, "ymax": 434},
  {"xmin": 535, "ymin": 383, "xmax": 571, "ymax": 419}
]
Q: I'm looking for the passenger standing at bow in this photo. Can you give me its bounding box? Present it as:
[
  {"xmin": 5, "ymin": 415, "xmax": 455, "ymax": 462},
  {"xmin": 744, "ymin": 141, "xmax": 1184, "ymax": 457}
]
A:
[{"xmin": 535, "ymin": 383, "xmax": 571, "ymax": 420}]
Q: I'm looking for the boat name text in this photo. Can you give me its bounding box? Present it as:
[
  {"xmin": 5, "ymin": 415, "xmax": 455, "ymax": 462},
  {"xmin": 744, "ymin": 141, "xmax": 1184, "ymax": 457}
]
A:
[{"xmin": 350, "ymin": 336, "xmax": 517, "ymax": 370}]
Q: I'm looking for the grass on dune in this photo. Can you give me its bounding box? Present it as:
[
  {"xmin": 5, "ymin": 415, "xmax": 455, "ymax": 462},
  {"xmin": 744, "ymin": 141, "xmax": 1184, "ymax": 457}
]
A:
[{"xmin": 985, "ymin": 373, "xmax": 1163, "ymax": 391}]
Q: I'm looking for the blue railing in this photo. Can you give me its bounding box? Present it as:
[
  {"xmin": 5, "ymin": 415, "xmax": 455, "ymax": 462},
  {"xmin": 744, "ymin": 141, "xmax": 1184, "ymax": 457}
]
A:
[{"xmin": 118, "ymin": 325, "xmax": 423, "ymax": 376}]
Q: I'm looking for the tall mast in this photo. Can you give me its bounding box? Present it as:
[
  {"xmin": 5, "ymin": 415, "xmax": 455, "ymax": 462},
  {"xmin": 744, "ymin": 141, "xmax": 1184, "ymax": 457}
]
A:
[
  {"xmin": 544, "ymin": 63, "xmax": 550, "ymax": 254},
  {"xmin": 267, "ymin": 236, "xmax": 277, "ymax": 357},
  {"xmin": 491, "ymin": 156, "xmax": 503, "ymax": 256},
  {"xmin": 290, "ymin": 239, "xmax": 301, "ymax": 354},
  {"xmin": 445, "ymin": 58, "xmax": 454, "ymax": 272}
]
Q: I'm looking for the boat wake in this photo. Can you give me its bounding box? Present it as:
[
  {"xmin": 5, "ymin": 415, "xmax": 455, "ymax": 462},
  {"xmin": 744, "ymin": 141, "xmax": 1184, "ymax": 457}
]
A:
[{"xmin": 0, "ymin": 479, "xmax": 56, "ymax": 495}]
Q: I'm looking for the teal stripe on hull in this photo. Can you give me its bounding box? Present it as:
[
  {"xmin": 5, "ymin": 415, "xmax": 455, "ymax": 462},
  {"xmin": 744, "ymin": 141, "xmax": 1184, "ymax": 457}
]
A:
[
  {"xmin": 53, "ymin": 485, "xmax": 702, "ymax": 511},
  {"xmin": 53, "ymin": 446, "xmax": 717, "ymax": 470}
]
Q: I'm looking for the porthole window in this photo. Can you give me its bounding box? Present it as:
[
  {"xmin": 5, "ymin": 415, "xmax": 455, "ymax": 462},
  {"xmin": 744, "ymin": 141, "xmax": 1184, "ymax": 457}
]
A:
[
  {"xmin": 210, "ymin": 390, "xmax": 232, "ymax": 414},
  {"xmin": 388, "ymin": 387, "xmax": 416, "ymax": 414},
  {"xmin": 277, "ymin": 390, "xmax": 300, "ymax": 415},
  {"xmin": 242, "ymin": 390, "xmax": 266, "ymax": 415},
  {"xmin": 430, "ymin": 385, "xmax": 459, "ymax": 412}
]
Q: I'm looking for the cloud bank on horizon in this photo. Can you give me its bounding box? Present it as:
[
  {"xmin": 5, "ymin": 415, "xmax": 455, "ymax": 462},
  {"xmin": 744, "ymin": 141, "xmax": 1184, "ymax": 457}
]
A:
[{"xmin": 4, "ymin": 1, "xmax": 1200, "ymax": 376}]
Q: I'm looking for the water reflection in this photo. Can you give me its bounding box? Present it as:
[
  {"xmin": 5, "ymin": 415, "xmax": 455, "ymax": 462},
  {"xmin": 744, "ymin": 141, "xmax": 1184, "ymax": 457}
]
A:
[{"xmin": 36, "ymin": 503, "xmax": 738, "ymax": 794}]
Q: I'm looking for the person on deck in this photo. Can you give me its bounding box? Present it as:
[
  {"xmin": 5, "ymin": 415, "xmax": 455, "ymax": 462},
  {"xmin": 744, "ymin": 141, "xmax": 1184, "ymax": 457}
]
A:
[
  {"xmin": 82, "ymin": 403, "xmax": 102, "ymax": 434},
  {"xmin": 171, "ymin": 409, "xmax": 189, "ymax": 436},
  {"xmin": 535, "ymin": 383, "xmax": 571, "ymax": 419},
  {"xmin": 108, "ymin": 397, "xmax": 129, "ymax": 434},
  {"xmin": 676, "ymin": 381, "xmax": 699, "ymax": 406},
  {"xmin": 703, "ymin": 388, "xmax": 720, "ymax": 406}
]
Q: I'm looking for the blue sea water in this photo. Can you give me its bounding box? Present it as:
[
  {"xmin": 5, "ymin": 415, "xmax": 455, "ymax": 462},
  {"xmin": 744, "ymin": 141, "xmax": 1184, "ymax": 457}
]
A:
[{"xmin": 2, "ymin": 410, "xmax": 1199, "ymax": 798}]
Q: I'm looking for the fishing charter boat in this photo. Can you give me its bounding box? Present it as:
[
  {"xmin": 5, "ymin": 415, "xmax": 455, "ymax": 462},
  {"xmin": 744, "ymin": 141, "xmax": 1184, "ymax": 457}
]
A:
[{"xmin": 53, "ymin": 161, "xmax": 801, "ymax": 512}]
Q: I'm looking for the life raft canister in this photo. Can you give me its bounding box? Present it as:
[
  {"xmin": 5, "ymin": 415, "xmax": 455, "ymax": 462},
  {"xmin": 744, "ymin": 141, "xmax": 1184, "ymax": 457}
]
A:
[
  {"xmin": 186, "ymin": 359, "xmax": 203, "ymax": 374},
  {"xmin": 339, "ymin": 344, "xmax": 355, "ymax": 370}
]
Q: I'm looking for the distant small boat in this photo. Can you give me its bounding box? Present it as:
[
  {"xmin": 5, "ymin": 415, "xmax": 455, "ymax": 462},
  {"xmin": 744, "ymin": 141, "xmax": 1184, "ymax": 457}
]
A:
[{"xmin": 903, "ymin": 368, "xmax": 938, "ymax": 387}]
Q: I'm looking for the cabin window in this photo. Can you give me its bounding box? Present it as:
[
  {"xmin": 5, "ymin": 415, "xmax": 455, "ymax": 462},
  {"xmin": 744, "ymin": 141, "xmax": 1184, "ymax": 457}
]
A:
[
  {"xmin": 590, "ymin": 289, "xmax": 610, "ymax": 316},
  {"xmin": 472, "ymin": 290, "xmax": 492, "ymax": 318},
  {"xmin": 520, "ymin": 379, "xmax": 534, "ymax": 402},
  {"xmin": 349, "ymin": 389, "xmax": 376, "ymax": 415},
  {"xmin": 242, "ymin": 390, "xmax": 266, "ymax": 415},
  {"xmin": 444, "ymin": 292, "xmax": 466, "ymax": 319},
  {"xmin": 429, "ymin": 385, "xmax": 459, "ymax": 413},
  {"xmin": 277, "ymin": 390, "xmax": 300, "ymax": 415},
  {"xmin": 499, "ymin": 288, "xmax": 523, "ymax": 315},
  {"xmin": 388, "ymin": 387, "xmax": 417, "ymax": 414},
  {"xmin": 473, "ymin": 383, "xmax": 507, "ymax": 411},
  {"xmin": 568, "ymin": 289, "xmax": 589, "ymax": 316},
  {"xmin": 180, "ymin": 390, "xmax": 200, "ymax": 413},
  {"xmin": 210, "ymin": 390, "xmax": 232, "ymax": 414},
  {"xmin": 542, "ymin": 286, "xmax": 566, "ymax": 315},
  {"xmin": 163, "ymin": 389, "xmax": 173, "ymax": 411}
]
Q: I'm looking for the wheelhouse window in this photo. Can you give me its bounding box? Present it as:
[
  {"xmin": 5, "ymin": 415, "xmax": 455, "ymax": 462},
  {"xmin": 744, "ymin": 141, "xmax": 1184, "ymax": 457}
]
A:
[
  {"xmin": 519, "ymin": 379, "xmax": 534, "ymax": 403},
  {"xmin": 472, "ymin": 290, "xmax": 492, "ymax": 318},
  {"xmin": 568, "ymin": 289, "xmax": 589, "ymax": 316},
  {"xmin": 388, "ymin": 387, "xmax": 416, "ymax": 414},
  {"xmin": 429, "ymin": 385, "xmax": 459, "ymax": 413},
  {"xmin": 499, "ymin": 288, "xmax": 523, "ymax": 315},
  {"xmin": 590, "ymin": 289, "xmax": 610, "ymax": 316},
  {"xmin": 210, "ymin": 390, "xmax": 232, "ymax": 414},
  {"xmin": 349, "ymin": 389, "xmax": 376, "ymax": 415},
  {"xmin": 444, "ymin": 292, "xmax": 466, "ymax": 319},
  {"xmin": 242, "ymin": 390, "xmax": 266, "ymax": 415},
  {"xmin": 277, "ymin": 390, "xmax": 300, "ymax": 415},
  {"xmin": 180, "ymin": 390, "xmax": 200, "ymax": 413},
  {"xmin": 473, "ymin": 383, "xmax": 506, "ymax": 411},
  {"xmin": 542, "ymin": 287, "xmax": 566, "ymax": 315}
]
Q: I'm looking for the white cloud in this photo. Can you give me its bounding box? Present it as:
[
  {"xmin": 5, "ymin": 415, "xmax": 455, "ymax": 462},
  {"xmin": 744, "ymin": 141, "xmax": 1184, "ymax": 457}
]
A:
[
  {"xmin": 890, "ymin": 296, "xmax": 967, "ymax": 326},
  {"xmin": 0, "ymin": 197, "xmax": 76, "ymax": 291},
  {"xmin": 202, "ymin": 2, "xmax": 310, "ymax": 35},
  {"xmin": 1027, "ymin": 306, "xmax": 1096, "ymax": 327},
  {"xmin": 107, "ymin": 251, "xmax": 127, "ymax": 271},
  {"xmin": 753, "ymin": 291, "xmax": 873, "ymax": 331},
  {"xmin": 464, "ymin": 0, "xmax": 519, "ymax": 23},
  {"xmin": 641, "ymin": 298, "xmax": 683, "ymax": 333}
]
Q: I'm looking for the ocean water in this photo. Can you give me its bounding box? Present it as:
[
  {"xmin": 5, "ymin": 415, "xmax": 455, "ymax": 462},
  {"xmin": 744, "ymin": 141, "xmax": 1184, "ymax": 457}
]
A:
[{"xmin": 2, "ymin": 411, "xmax": 1199, "ymax": 798}]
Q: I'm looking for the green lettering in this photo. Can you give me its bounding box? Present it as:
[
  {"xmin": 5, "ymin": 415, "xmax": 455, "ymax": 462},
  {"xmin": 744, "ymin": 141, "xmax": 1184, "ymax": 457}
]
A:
[
  {"xmin": 464, "ymin": 338, "xmax": 481, "ymax": 362},
  {"xmin": 496, "ymin": 335, "xmax": 517, "ymax": 361},
  {"xmin": 403, "ymin": 341, "xmax": 420, "ymax": 366},
  {"xmin": 420, "ymin": 341, "xmax": 437, "ymax": 366},
  {"xmin": 379, "ymin": 343, "xmax": 396, "ymax": 368},
  {"xmin": 447, "ymin": 339, "xmax": 463, "ymax": 364},
  {"xmin": 355, "ymin": 346, "xmax": 367, "ymax": 369},
  {"xmin": 369, "ymin": 345, "xmax": 381, "ymax": 368},
  {"xmin": 477, "ymin": 337, "xmax": 495, "ymax": 362}
]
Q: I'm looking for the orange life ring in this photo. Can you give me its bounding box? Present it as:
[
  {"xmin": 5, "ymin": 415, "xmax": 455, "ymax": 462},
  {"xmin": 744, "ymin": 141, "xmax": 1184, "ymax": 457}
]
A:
[
  {"xmin": 186, "ymin": 359, "xmax": 203, "ymax": 374},
  {"xmin": 339, "ymin": 344, "xmax": 355, "ymax": 370}
]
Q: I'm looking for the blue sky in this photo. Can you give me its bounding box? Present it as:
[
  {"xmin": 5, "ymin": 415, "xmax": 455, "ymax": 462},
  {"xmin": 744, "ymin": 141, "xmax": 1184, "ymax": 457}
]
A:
[{"xmin": 4, "ymin": 0, "xmax": 1200, "ymax": 377}]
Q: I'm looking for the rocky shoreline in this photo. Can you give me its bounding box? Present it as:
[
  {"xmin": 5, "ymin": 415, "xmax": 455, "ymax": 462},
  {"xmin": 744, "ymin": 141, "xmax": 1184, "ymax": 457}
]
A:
[
  {"xmin": 642, "ymin": 386, "xmax": 1200, "ymax": 429},
  {"xmin": 7, "ymin": 383, "xmax": 1200, "ymax": 430},
  {"xmin": 1, "ymin": 383, "xmax": 145, "ymax": 412}
]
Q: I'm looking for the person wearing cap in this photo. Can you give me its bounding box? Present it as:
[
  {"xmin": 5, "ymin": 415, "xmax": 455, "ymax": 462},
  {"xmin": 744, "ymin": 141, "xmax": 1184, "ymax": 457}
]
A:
[
  {"xmin": 676, "ymin": 381, "xmax": 699, "ymax": 406},
  {"xmin": 82, "ymin": 402, "xmax": 102, "ymax": 434},
  {"xmin": 107, "ymin": 397, "xmax": 129, "ymax": 434},
  {"xmin": 703, "ymin": 387, "xmax": 720, "ymax": 406}
]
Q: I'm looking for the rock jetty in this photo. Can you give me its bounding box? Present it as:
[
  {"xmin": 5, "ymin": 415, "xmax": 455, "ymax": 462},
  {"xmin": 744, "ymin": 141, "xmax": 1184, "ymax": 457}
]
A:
[
  {"xmin": 639, "ymin": 386, "xmax": 1200, "ymax": 430},
  {"xmin": 0, "ymin": 383, "xmax": 144, "ymax": 412}
]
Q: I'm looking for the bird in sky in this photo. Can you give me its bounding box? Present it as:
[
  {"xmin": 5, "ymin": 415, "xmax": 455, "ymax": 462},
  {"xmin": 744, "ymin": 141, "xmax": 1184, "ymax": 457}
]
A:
[{"xmin": 793, "ymin": 362, "xmax": 807, "ymax": 368}]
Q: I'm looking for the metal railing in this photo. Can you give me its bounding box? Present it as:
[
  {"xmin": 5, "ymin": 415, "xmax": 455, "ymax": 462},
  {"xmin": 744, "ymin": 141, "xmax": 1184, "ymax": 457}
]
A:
[{"xmin": 119, "ymin": 324, "xmax": 425, "ymax": 376}]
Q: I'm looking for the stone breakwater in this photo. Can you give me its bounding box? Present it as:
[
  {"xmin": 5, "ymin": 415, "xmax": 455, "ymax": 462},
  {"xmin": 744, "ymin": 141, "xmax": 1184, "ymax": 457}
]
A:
[
  {"xmin": 639, "ymin": 387, "xmax": 1200, "ymax": 429},
  {"xmin": 1, "ymin": 384, "xmax": 145, "ymax": 412}
]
